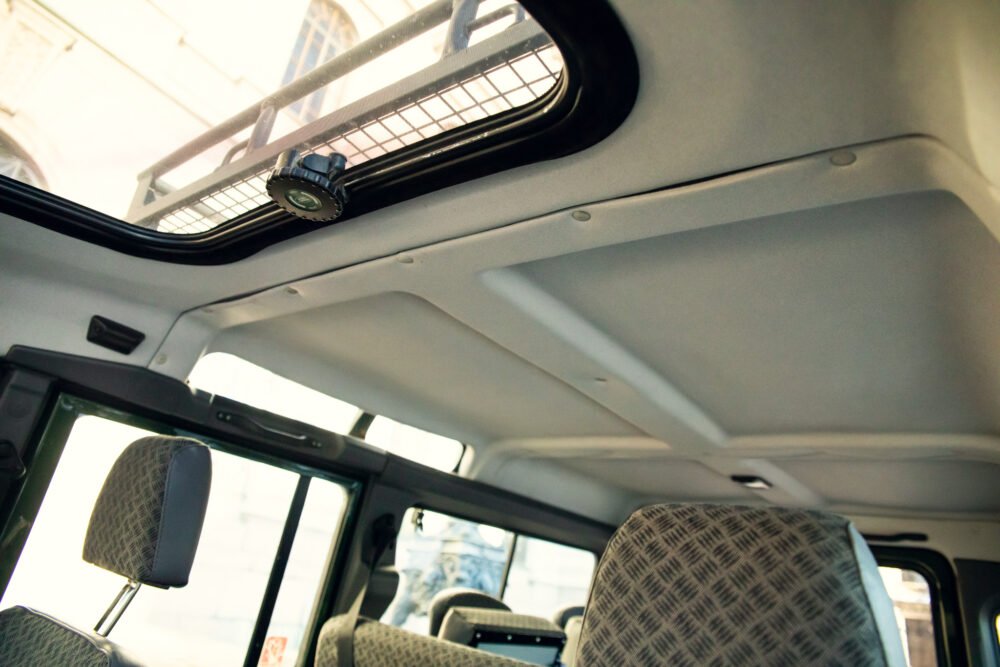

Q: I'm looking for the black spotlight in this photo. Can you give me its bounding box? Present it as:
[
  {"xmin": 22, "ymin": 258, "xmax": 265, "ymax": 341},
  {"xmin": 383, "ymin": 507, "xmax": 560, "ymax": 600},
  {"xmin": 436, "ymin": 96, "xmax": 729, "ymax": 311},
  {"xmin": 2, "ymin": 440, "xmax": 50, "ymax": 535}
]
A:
[{"xmin": 266, "ymin": 150, "xmax": 349, "ymax": 221}]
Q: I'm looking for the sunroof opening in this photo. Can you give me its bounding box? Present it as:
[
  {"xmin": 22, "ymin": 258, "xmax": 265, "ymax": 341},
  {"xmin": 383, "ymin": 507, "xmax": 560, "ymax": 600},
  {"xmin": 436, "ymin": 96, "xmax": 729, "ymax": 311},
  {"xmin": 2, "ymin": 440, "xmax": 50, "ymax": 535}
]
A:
[{"xmin": 0, "ymin": 0, "xmax": 562, "ymax": 235}]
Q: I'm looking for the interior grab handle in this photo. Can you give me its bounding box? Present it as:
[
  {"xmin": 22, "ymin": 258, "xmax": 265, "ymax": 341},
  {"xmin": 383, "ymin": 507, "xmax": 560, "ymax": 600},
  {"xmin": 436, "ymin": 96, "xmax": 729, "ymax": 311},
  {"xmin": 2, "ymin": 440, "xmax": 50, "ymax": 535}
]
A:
[{"xmin": 216, "ymin": 410, "xmax": 323, "ymax": 448}]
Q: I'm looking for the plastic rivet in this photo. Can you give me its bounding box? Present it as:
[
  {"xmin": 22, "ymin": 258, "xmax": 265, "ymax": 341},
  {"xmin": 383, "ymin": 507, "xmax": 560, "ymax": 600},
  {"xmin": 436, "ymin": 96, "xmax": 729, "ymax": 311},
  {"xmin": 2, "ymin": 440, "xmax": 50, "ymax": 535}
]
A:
[
  {"xmin": 829, "ymin": 151, "xmax": 856, "ymax": 166},
  {"xmin": 572, "ymin": 210, "xmax": 591, "ymax": 221},
  {"xmin": 398, "ymin": 254, "xmax": 415, "ymax": 264}
]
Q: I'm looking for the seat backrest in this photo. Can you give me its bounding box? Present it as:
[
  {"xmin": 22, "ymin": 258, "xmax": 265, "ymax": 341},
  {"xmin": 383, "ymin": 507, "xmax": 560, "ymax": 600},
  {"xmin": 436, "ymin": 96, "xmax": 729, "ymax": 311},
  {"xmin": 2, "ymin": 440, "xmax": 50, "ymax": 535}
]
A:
[
  {"xmin": 315, "ymin": 615, "xmax": 533, "ymax": 666},
  {"xmin": 0, "ymin": 606, "xmax": 141, "ymax": 667},
  {"xmin": 551, "ymin": 604, "xmax": 584, "ymax": 630},
  {"xmin": 576, "ymin": 504, "xmax": 907, "ymax": 667},
  {"xmin": 439, "ymin": 607, "xmax": 565, "ymax": 663},
  {"xmin": 561, "ymin": 616, "xmax": 582, "ymax": 667},
  {"xmin": 427, "ymin": 587, "xmax": 510, "ymax": 637},
  {"xmin": 0, "ymin": 436, "xmax": 211, "ymax": 667}
]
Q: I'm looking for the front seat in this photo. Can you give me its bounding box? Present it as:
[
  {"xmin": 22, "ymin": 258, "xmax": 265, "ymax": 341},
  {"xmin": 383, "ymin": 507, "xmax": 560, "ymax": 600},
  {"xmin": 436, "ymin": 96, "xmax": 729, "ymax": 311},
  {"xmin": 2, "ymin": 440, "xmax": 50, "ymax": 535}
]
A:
[
  {"xmin": 428, "ymin": 587, "xmax": 511, "ymax": 637},
  {"xmin": 0, "ymin": 436, "xmax": 212, "ymax": 667},
  {"xmin": 574, "ymin": 504, "xmax": 907, "ymax": 667}
]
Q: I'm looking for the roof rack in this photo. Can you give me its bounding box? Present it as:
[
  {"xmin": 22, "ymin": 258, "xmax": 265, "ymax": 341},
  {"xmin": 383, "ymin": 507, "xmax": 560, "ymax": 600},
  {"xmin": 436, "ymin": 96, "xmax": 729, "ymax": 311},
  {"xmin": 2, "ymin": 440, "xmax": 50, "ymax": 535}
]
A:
[{"xmin": 126, "ymin": 0, "xmax": 558, "ymax": 235}]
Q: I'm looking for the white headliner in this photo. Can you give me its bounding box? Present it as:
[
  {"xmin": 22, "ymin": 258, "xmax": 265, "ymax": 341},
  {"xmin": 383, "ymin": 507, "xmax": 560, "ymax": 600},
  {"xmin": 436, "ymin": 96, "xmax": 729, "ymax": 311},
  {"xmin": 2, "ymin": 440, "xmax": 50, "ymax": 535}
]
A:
[{"xmin": 3, "ymin": 0, "xmax": 1000, "ymax": 555}]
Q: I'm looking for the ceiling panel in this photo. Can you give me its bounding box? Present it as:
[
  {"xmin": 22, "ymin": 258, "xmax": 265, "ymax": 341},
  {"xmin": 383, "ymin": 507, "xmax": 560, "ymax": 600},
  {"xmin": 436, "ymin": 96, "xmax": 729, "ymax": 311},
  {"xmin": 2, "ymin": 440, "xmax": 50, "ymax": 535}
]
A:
[
  {"xmin": 777, "ymin": 459, "xmax": 1000, "ymax": 514},
  {"xmin": 212, "ymin": 292, "xmax": 640, "ymax": 444},
  {"xmin": 516, "ymin": 192, "xmax": 1000, "ymax": 435}
]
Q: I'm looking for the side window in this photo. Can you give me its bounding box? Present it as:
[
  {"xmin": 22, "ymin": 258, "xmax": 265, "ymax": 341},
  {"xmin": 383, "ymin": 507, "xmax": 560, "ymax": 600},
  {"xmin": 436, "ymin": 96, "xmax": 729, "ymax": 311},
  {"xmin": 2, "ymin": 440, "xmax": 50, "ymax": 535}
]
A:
[
  {"xmin": 878, "ymin": 566, "xmax": 937, "ymax": 667},
  {"xmin": 365, "ymin": 416, "xmax": 465, "ymax": 472},
  {"xmin": 188, "ymin": 353, "xmax": 467, "ymax": 473},
  {"xmin": 382, "ymin": 508, "xmax": 596, "ymax": 636},
  {"xmin": 383, "ymin": 508, "xmax": 513, "ymax": 634},
  {"xmin": 0, "ymin": 413, "xmax": 349, "ymax": 667},
  {"xmin": 502, "ymin": 536, "xmax": 594, "ymax": 618}
]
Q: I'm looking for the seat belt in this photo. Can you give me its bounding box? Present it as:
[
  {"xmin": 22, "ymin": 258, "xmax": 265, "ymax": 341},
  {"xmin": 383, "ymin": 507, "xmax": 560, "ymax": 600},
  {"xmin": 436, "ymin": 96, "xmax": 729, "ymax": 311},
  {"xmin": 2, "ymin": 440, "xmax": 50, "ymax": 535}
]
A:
[{"xmin": 334, "ymin": 514, "xmax": 395, "ymax": 667}]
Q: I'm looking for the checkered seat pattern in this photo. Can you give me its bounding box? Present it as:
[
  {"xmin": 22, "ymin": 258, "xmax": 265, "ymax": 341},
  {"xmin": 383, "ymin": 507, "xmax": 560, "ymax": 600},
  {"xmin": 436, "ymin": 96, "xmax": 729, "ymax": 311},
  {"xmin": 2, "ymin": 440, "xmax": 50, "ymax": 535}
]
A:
[
  {"xmin": 0, "ymin": 606, "xmax": 142, "ymax": 667},
  {"xmin": 0, "ymin": 435, "xmax": 212, "ymax": 667},
  {"xmin": 83, "ymin": 436, "xmax": 212, "ymax": 588},
  {"xmin": 575, "ymin": 504, "xmax": 907, "ymax": 667}
]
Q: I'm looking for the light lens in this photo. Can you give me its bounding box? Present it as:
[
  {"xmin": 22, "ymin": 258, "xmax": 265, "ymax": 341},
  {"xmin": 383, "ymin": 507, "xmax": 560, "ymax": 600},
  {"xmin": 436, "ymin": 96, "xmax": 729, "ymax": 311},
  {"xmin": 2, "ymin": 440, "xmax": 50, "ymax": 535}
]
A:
[{"xmin": 285, "ymin": 188, "xmax": 323, "ymax": 211}]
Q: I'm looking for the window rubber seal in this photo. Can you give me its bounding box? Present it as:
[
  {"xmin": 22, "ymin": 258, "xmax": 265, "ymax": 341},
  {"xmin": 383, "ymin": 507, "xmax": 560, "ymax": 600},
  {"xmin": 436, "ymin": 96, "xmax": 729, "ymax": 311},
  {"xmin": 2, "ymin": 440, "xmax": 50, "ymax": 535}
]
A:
[{"xmin": 871, "ymin": 545, "xmax": 970, "ymax": 667}]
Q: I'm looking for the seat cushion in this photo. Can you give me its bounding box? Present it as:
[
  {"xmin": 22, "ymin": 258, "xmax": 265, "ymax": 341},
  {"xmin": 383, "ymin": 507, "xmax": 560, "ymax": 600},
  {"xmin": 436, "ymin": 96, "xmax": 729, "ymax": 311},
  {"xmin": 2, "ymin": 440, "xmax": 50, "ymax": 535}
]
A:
[{"xmin": 576, "ymin": 504, "xmax": 906, "ymax": 667}]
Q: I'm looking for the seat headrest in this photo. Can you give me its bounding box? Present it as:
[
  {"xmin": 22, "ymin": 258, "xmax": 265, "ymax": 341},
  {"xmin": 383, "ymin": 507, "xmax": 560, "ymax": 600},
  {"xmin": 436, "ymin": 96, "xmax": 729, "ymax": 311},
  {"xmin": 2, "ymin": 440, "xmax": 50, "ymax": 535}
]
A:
[
  {"xmin": 577, "ymin": 504, "xmax": 907, "ymax": 667},
  {"xmin": 551, "ymin": 604, "xmax": 585, "ymax": 629},
  {"xmin": 427, "ymin": 588, "xmax": 510, "ymax": 637},
  {"xmin": 83, "ymin": 436, "xmax": 211, "ymax": 588}
]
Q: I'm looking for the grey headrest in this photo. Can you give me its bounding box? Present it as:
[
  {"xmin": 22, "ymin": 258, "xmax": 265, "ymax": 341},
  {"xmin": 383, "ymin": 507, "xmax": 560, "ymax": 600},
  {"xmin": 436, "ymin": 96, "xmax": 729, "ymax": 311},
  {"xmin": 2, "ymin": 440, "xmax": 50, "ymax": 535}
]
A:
[
  {"xmin": 83, "ymin": 436, "xmax": 211, "ymax": 588},
  {"xmin": 315, "ymin": 616, "xmax": 529, "ymax": 666},
  {"xmin": 577, "ymin": 504, "xmax": 907, "ymax": 667},
  {"xmin": 439, "ymin": 607, "xmax": 564, "ymax": 646},
  {"xmin": 551, "ymin": 604, "xmax": 584, "ymax": 629},
  {"xmin": 428, "ymin": 588, "xmax": 510, "ymax": 637}
]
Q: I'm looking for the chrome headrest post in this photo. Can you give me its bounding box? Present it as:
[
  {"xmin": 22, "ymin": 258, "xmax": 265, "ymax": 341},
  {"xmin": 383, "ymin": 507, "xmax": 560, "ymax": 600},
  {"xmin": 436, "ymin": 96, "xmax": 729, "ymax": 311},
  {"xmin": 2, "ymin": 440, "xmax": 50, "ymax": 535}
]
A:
[{"xmin": 94, "ymin": 579, "xmax": 141, "ymax": 637}]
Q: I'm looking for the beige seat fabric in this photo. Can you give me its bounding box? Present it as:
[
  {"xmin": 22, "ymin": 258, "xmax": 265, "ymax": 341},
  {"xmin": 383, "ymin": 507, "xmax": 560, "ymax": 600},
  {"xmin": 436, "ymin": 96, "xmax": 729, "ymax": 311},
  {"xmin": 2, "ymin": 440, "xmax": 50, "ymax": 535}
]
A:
[
  {"xmin": 562, "ymin": 615, "xmax": 583, "ymax": 667},
  {"xmin": 576, "ymin": 504, "xmax": 907, "ymax": 667}
]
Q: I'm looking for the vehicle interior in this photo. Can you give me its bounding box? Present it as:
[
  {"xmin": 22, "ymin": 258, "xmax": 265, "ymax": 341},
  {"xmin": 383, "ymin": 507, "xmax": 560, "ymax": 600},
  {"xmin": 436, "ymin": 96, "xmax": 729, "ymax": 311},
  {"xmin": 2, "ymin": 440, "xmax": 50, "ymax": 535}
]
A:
[{"xmin": 1, "ymin": 0, "xmax": 999, "ymax": 665}]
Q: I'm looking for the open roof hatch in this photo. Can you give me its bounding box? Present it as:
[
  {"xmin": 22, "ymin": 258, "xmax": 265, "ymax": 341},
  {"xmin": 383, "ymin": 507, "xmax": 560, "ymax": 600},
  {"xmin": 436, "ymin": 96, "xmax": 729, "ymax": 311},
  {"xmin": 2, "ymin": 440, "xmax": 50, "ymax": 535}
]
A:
[{"xmin": 0, "ymin": 0, "xmax": 637, "ymax": 263}]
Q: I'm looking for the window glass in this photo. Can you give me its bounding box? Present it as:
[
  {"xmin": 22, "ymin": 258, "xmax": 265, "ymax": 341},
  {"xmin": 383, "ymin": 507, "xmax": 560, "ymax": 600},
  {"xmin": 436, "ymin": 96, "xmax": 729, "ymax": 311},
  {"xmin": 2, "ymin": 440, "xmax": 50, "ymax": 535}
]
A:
[
  {"xmin": 382, "ymin": 508, "xmax": 513, "ymax": 634},
  {"xmin": 365, "ymin": 416, "xmax": 465, "ymax": 472},
  {"xmin": 189, "ymin": 353, "xmax": 467, "ymax": 473},
  {"xmin": 257, "ymin": 477, "xmax": 347, "ymax": 667},
  {"xmin": 502, "ymin": 536, "xmax": 594, "ymax": 619},
  {"xmin": 0, "ymin": 132, "xmax": 46, "ymax": 188},
  {"xmin": 0, "ymin": 415, "xmax": 348, "ymax": 667},
  {"xmin": 0, "ymin": 0, "xmax": 562, "ymax": 233},
  {"xmin": 188, "ymin": 353, "xmax": 362, "ymax": 434},
  {"xmin": 878, "ymin": 566, "xmax": 937, "ymax": 667}
]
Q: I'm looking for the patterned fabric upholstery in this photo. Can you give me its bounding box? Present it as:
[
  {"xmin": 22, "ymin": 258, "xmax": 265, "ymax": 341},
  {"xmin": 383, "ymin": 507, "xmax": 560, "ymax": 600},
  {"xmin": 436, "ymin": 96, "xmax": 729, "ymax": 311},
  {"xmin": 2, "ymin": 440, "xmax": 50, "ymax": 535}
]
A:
[
  {"xmin": 315, "ymin": 615, "xmax": 532, "ymax": 666},
  {"xmin": 577, "ymin": 504, "xmax": 904, "ymax": 667},
  {"xmin": 0, "ymin": 606, "xmax": 140, "ymax": 667},
  {"xmin": 428, "ymin": 587, "xmax": 510, "ymax": 637},
  {"xmin": 83, "ymin": 436, "xmax": 211, "ymax": 587}
]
